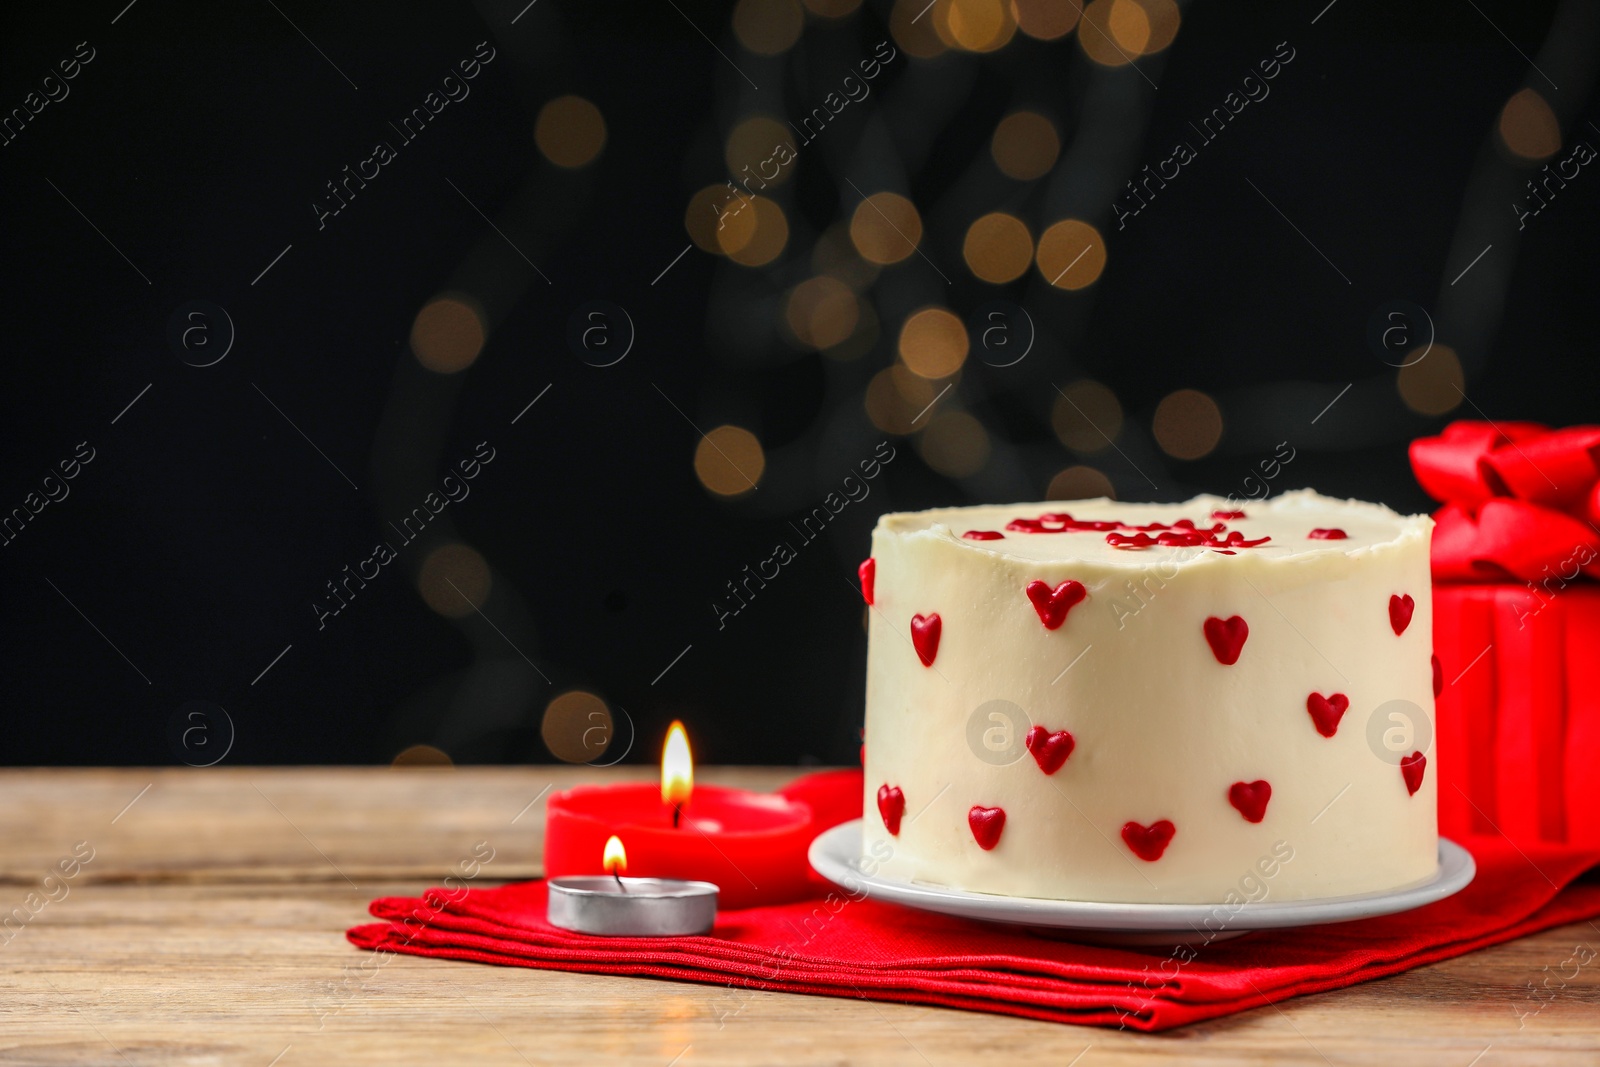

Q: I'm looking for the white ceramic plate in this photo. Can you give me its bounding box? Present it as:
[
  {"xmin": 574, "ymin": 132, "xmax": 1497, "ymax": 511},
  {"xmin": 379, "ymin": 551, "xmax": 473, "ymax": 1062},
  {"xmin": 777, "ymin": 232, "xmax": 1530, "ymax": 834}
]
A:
[{"xmin": 808, "ymin": 819, "xmax": 1475, "ymax": 943}]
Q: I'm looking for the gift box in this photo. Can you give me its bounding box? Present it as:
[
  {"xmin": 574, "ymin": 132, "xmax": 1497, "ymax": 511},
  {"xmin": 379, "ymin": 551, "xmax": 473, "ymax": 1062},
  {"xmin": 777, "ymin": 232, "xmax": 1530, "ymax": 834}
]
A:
[{"xmin": 1412, "ymin": 421, "xmax": 1600, "ymax": 847}]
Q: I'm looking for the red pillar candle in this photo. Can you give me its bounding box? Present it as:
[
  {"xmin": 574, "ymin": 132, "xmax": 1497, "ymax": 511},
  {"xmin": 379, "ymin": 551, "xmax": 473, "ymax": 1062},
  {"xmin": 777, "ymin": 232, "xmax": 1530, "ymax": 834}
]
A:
[{"xmin": 543, "ymin": 722, "xmax": 815, "ymax": 910}]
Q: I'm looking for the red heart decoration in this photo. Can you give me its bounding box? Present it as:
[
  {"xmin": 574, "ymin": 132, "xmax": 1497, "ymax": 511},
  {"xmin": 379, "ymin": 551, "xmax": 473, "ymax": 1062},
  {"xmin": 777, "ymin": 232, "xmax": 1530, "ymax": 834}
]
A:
[
  {"xmin": 1390, "ymin": 593, "xmax": 1415, "ymax": 635},
  {"xmin": 1401, "ymin": 751, "xmax": 1427, "ymax": 796},
  {"xmin": 910, "ymin": 613, "xmax": 941, "ymax": 666},
  {"xmin": 1121, "ymin": 819, "xmax": 1175, "ymax": 861},
  {"xmin": 1432, "ymin": 653, "xmax": 1442, "ymax": 698},
  {"xmin": 876, "ymin": 784, "xmax": 905, "ymax": 835},
  {"xmin": 968, "ymin": 805, "xmax": 1006, "ymax": 850},
  {"xmin": 858, "ymin": 558, "xmax": 875, "ymax": 606},
  {"xmin": 1024, "ymin": 579, "xmax": 1087, "ymax": 630},
  {"xmin": 1228, "ymin": 780, "xmax": 1272, "ymax": 823},
  {"xmin": 1024, "ymin": 725, "xmax": 1075, "ymax": 775},
  {"xmin": 1306, "ymin": 692, "xmax": 1349, "ymax": 738},
  {"xmin": 1203, "ymin": 615, "xmax": 1249, "ymax": 665}
]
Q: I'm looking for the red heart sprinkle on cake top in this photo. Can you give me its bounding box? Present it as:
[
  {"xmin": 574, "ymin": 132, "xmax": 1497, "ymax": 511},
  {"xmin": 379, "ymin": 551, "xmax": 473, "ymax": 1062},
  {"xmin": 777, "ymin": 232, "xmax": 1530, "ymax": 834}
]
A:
[
  {"xmin": 1306, "ymin": 692, "xmax": 1349, "ymax": 738},
  {"xmin": 1121, "ymin": 820, "xmax": 1175, "ymax": 861},
  {"xmin": 1212, "ymin": 509, "xmax": 1246, "ymax": 520},
  {"xmin": 1432, "ymin": 654, "xmax": 1443, "ymax": 698},
  {"xmin": 1228, "ymin": 780, "xmax": 1272, "ymax": 823},
  {"xmin": 1401, "ymin": 752, "xmax": 1427, "ymax": 795},
  {"xmin": 1203, "ymin": 615, "xmax": 1249, "ymax": 665},
  {"xmin": 968, "ymin": 806, "xmax": 1006, "ymax": 850},
  {"xmin": 858, "ymin": 559, "xmax": 875, "ymax": 605},
  {"xmin": 1390, "ymin": 593, "xmax": 1415, "ymax": 635},
  {"xmin": 1025, "ymin": 579, "xmax": 1087, "ymax": 630},
  {"xmin": 962, "ymin": 530, "xmax": 1005, "ymax": 540},
  {"xmin": 1308, "ymin": 528, "xmax": 1348, "ymax": 540},
  {"xmin": 910, "ymin": 613, "xmax": 941, "ymax": 666},
  {"xmin": 1024, "ymin": 726, "xmax": 1075, "ymax": 775},
  {"xmin": 877, "ymin": 785, "xmax": 905, "ymax": 835}
]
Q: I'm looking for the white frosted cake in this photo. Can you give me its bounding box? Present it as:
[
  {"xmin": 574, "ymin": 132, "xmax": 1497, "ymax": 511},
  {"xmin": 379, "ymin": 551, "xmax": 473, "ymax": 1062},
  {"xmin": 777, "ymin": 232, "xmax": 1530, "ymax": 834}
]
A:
[{"xmin": 859, "ymin": 489, "xmax": 1437, "ymax": 904}]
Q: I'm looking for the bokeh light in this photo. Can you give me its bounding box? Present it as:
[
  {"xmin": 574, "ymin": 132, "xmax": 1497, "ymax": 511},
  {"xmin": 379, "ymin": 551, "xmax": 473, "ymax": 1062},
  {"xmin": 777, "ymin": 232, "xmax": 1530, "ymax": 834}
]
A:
[
  {"xmin": 899, "ymin": 307, "xmax": 969, "ymax": 378},
  {"xmin": 686, "ymin": 185, "xmax": 738, "ymax": 253},
  {"xmin": 785, "ymin": 276, "xmax": 860, "ymax": 349},
  {"xmin": 963, "ymin": 213, "xmax": 1034, "ymax": 283},
  {"xmin": 694, "ymin": 425, "xmax": 766, "ymax": 496},
  {"xmin": 392, "ymin": 744, "xmax": 453, "ymax": 767},
  {"xmin": 938, "ymin": 0, "xmax": 1018, "ymax": 52},
  {"xmin": 1152, "ymin": 388, "xmax": 1223, "ymax": 460},
  {"xmin": 535, "ymin": 95, "xmax": 607, "ymax": 168},
  {"xmin": 991, "ymin": 111, "xmax": 1060, "ymax": 180},
  {"xmin": 726, "ymin": 116, "xmax": 796, "ymax": 186},
  {"xmin": 719, "ymin": 195, "xmax": 789, "ymax": 266},
  {"xmin": 1078, "ymin": 0, "xmax": 1146, "ymax": 66},
  {"xmin": 410, "ymin": 295, "xmax": 486, "ymax": 373},
  {"xmin": 1397, "ymin": 345, "xmax": 1465, "ymax": 415},
  {"xmin": 918, "ymin": 411, "xmax": 991, "ymax": 477},
  {"xmin": 1498, "ymin": 88, "xmax": 1561, "ymax": 161},
  {"xmin": 1048, "ymin": 465, "xmax": 1116, "ymax": 500},
  {"xmin": 732, "ymin": 0, "xmax": 805, "ymax": 54},
  {"xmin": 891, "ymin": 0, "xmax": 948, "ymax": 57},
  {"xmin": 1131, "ymin": 0, "xmax": 1180, "ymax": 53},
  {"xmin": 418, "ymin": 543, "xmax": 492, "ymax": 618},
  {"xmin": 1051, "ymin": 379, "xmax": 1123, "ymax": 451},
  {"xmin": 850, "ymin": 192, "xmax": 923, "ymax": 265},
  {"xmin": 865, "ymin": 365, "xmax": 940, "ymax": 434},
  {"xmin": 1011, "ymin": 0, "xmax": 1081, "ymax": 40},
  {"xmin": 541, "ymin": 690, "xmax": 614, "ymax": 764},
  {"xmin": 1036, "ymin": 219, "xmax": 1107, "ymax": 289}
]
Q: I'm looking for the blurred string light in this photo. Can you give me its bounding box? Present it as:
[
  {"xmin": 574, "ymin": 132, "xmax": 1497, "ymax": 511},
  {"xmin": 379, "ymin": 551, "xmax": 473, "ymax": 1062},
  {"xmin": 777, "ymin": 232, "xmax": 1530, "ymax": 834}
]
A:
[
  {"xmin": 890, "ymin": 0, "xmax": 947, "ymax": 59},
  {"xmin": 417, "ymin": 542, "xmax": 492, "ymax": 618},
  {"xmin": 991, "ymin": 111, "xmax": 1061, "ymax": 180},
  {"xmin": 694, "ymin": 425, "xmax": 767, "ymax": 496},
  {"xmin": 1035, "ymin": 219, "xmax": 1107, "ymax": 289},
  {"xmin": 535, "ymin": 95, "xmax": 607, "ymax": 168},
  {"xmin": 849, "ymin": 192, "xmax": 923, "ymax": 265},
  {"xmin": 392, "ymin": 744, "xmax": 453, "ymax": 767},
  {"xmin": 918, "ymin": 411, "xmax": 991, "ymax": 476},
  {"xmin": 865, "ymin": 364, "xmax": 942, "ymax": 434},
  {"xmin": 934, "ymin": 0, "xmax": 1018, "ymax": 53},
  {"xmin": 1051, "ymin": 379, "xmax": 1124, "ymax": 451},
  {"xmin": 718, "ymin": 196, "xmax": 790, "ymax": 266},
  {"xmin": 963, "ymin": 212, "xmax": 1035, "ymax": 283},
  {"xmin": 1497, "ymin": 88, "xmax": 1561, "ymax": 161},
  {"xmin": 1077, "ymin": 0, "xmax": 1178, "ymax": 65},
  {"xmin": 727, "ymin": 116, "xmax": 796, "ymax": 186},
  {"xmin": 410, "ymin": 294, "xmax": 487, "ymax": 373},
  {"xmin": 1048, "ymin": 465, "xmax": 1116, "ymax": 500},
  {"xmin": 541, "ymin": 689, "xmax": 613, "ymax": 763},
  {"xmin": 1397, "ymin": 345, "xmax": 1465, "ymax": 416},
  {"xmin": 786, "ymin": 276, "xmax": 860, "ymax": 349},
  {"xmin": 1152, "ymin": 388, "xmax": 1223, "ymax": 460},
  {"xmin": 732, "ymin": 0, "xmax": 805, "ymax": 54},
  {"xmin": 898, "ymin": 306, "xmax": 969, "ymax": 378},
  {"xmin": 1012, "ymin": 0, "xmax": 1081, "ymax": 40}
]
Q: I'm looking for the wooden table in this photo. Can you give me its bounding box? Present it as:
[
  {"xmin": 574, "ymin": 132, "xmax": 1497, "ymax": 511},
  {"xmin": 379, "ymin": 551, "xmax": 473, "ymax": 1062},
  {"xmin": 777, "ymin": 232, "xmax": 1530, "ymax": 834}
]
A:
[{"xmin": 1, "ymin": 768, "xmax": 1595, "ymax": 1065}]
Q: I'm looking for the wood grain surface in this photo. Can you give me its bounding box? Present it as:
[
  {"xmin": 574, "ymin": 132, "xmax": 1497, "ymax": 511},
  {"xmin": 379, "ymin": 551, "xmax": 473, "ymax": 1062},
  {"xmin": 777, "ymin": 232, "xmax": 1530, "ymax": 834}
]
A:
[{"xmin": 0, "ymin": 768, "xmax": 1595, "ymax": 1065}]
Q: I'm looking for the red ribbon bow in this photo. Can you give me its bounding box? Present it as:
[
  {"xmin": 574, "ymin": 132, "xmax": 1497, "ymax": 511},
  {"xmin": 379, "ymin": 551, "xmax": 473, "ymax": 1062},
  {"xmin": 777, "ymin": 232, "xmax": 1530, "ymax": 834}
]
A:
[{"xmin": 1410, "ymin": 420, "xmax": 1600, "ymax": 583}]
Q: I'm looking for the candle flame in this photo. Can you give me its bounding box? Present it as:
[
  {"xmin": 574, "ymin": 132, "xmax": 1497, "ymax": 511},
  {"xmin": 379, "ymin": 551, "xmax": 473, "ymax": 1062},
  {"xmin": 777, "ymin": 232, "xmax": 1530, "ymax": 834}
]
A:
[
  {"xmin": 661, "ymin": 720, "xmax": 693, "ymax": 809},
  {"xmin": 602, "ymin": 835, "xmax": 627, "ymax": 876}
]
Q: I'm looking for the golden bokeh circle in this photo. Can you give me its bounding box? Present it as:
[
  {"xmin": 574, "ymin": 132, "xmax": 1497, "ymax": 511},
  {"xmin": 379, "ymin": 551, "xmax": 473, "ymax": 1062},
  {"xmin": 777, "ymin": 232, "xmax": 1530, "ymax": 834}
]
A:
[
  {"xmin": 1036, "ymin": 219, "xmax": 1107, "ymax": 290},
  {"xmin": 891, "ymin": 0, "xmax": 948, "ymax": 57},
  {"xmin": 726, "ymin": 116, "xmax": 796, "ymax": 185},
  {"xmin": 417, "ymin": 543, "xmax": 492, "ymax": 618},
  {"xmin": 1132, "ymin": 0, "xmax": 1180, "ymax": 53},
  {"xmin": 1152, "ymin": 388, "xmax": 1224, "ymax": 460},
  {"xmin": 535, "ymin": 95, "xmax": 607, "ymax": 169},
  {"xmin": 732, "ymin": 0, "xmax": 805, "ymax": 54},
  {"xmin": 942, "ymin": 0, "xmax": 1017, "ymax": 52},
  {"xmin": 1498, "ymin": 88, "xmax": 1561, "ymax": 161},
  {"xmin": 899, "ymin": 307, "xmax": 969, "ymax": 379},
  {"xmin": 1397, "ymin": 345, "xmax": 1465, "ymax": 416},
  {"xmin": 392, "ymin": 744, "xmax": 453, "ymax": 767},
  {"xmin": 1047, "ymin": 465, "xmax": 1116, "ymax": 500},
  {"xmin": 865, "ymin": 365, "xmax": 940, "ymax": 434},
  {"xmin": 850, "ymin": 192, "xmax": 923, "ymax": 265},
  {"xmin": 963, "ymin": 213, "xmax": 1034, "ymax": 283},
  {"xmin": 722, "ymin": 196, "xmax": 789, "ymax": 267},
  {"xmin": 1078, "ymin": 0, "xmax": 1147, "ymax": 66},
  {"xmin": 694, "ymin": 425, "xmax": 767, "ymax": 496},
  {"xmin": 1051, "ymin": 379, "xmax": 1123, "ymax": 452},
  {"xmin": 991, "ymin": 111, "xmax": 1060, "ymax": 180},
  {"xmin": 410, "ymin": 295, "xmax": 486, "ymax": 374},
  {"xmin": 686, "ymin": 185, "xmax": 737, "ymax": 253},
  {"xmin": 1011, "ymin": 0, "xmax": 1081, "ymax": 39},
  {"xmin": 786, "ymin": 276, "xmax": 860, "ymax": 349},
  {"xmin": 919, "ymin": 411, "xmax": 991, "ymax": 477},
  {"xmin": 541, "ymin": 690, "xmax": 614, "ymax": 764}
]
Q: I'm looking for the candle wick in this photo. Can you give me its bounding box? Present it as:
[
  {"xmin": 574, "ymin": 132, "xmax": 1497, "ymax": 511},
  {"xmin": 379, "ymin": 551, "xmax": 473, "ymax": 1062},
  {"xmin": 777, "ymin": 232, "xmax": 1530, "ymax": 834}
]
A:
[
  {"xmin": 672, "ymin": 803, "xmax": 681, "ymax": 829},
  {"xmin": 614, "ymin": 870, "xmax": 626, "ymax": 893}
]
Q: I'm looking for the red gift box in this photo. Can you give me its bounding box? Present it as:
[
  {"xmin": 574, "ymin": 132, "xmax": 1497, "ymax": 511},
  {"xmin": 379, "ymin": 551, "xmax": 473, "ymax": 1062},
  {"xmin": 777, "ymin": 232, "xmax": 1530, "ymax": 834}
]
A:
[{"xmin": 1412, "ymin": 420, "xmax": 1600, "ymax": 847}]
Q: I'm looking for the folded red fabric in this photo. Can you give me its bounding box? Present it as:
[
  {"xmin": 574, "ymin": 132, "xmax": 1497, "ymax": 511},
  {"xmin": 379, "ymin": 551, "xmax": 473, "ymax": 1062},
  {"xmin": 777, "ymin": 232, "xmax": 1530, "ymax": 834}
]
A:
[{"xmin": 349, "ymin": 775, "xmax": 1600, "ymax": 1031}]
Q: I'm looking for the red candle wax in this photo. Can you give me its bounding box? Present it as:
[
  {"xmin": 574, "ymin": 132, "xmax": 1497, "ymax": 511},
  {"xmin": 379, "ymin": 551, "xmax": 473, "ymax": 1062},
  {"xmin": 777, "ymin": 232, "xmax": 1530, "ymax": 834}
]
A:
[{"xmin": 543, "ymin": 783, "xmax": 815, "ymax": 910}]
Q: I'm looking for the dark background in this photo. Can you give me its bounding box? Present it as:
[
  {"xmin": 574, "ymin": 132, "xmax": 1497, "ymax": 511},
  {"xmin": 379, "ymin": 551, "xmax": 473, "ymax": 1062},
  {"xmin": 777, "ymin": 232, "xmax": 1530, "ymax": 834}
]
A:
[{"xmin": 0, "ymin": 0, "xmax": 1594, "ymax": 766}]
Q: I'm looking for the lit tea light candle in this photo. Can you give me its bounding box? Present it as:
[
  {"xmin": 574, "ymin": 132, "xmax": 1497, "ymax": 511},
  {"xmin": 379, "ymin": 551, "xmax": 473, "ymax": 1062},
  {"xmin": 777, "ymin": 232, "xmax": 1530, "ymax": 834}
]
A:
[
  {"xmin": 546, "ymin": 834, "xmax": 718, "ymax": 936},
  {"xmin": 544, "ymin": 721, "xmax": 816, "ymax": 909}
]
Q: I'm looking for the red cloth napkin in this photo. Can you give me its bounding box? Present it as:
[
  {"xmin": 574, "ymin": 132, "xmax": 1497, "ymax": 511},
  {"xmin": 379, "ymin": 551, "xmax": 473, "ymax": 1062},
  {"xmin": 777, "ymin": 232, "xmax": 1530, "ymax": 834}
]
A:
[{"xmin": 349, "ymin": 772, "xmax": 1600, "ymax": 1031}]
